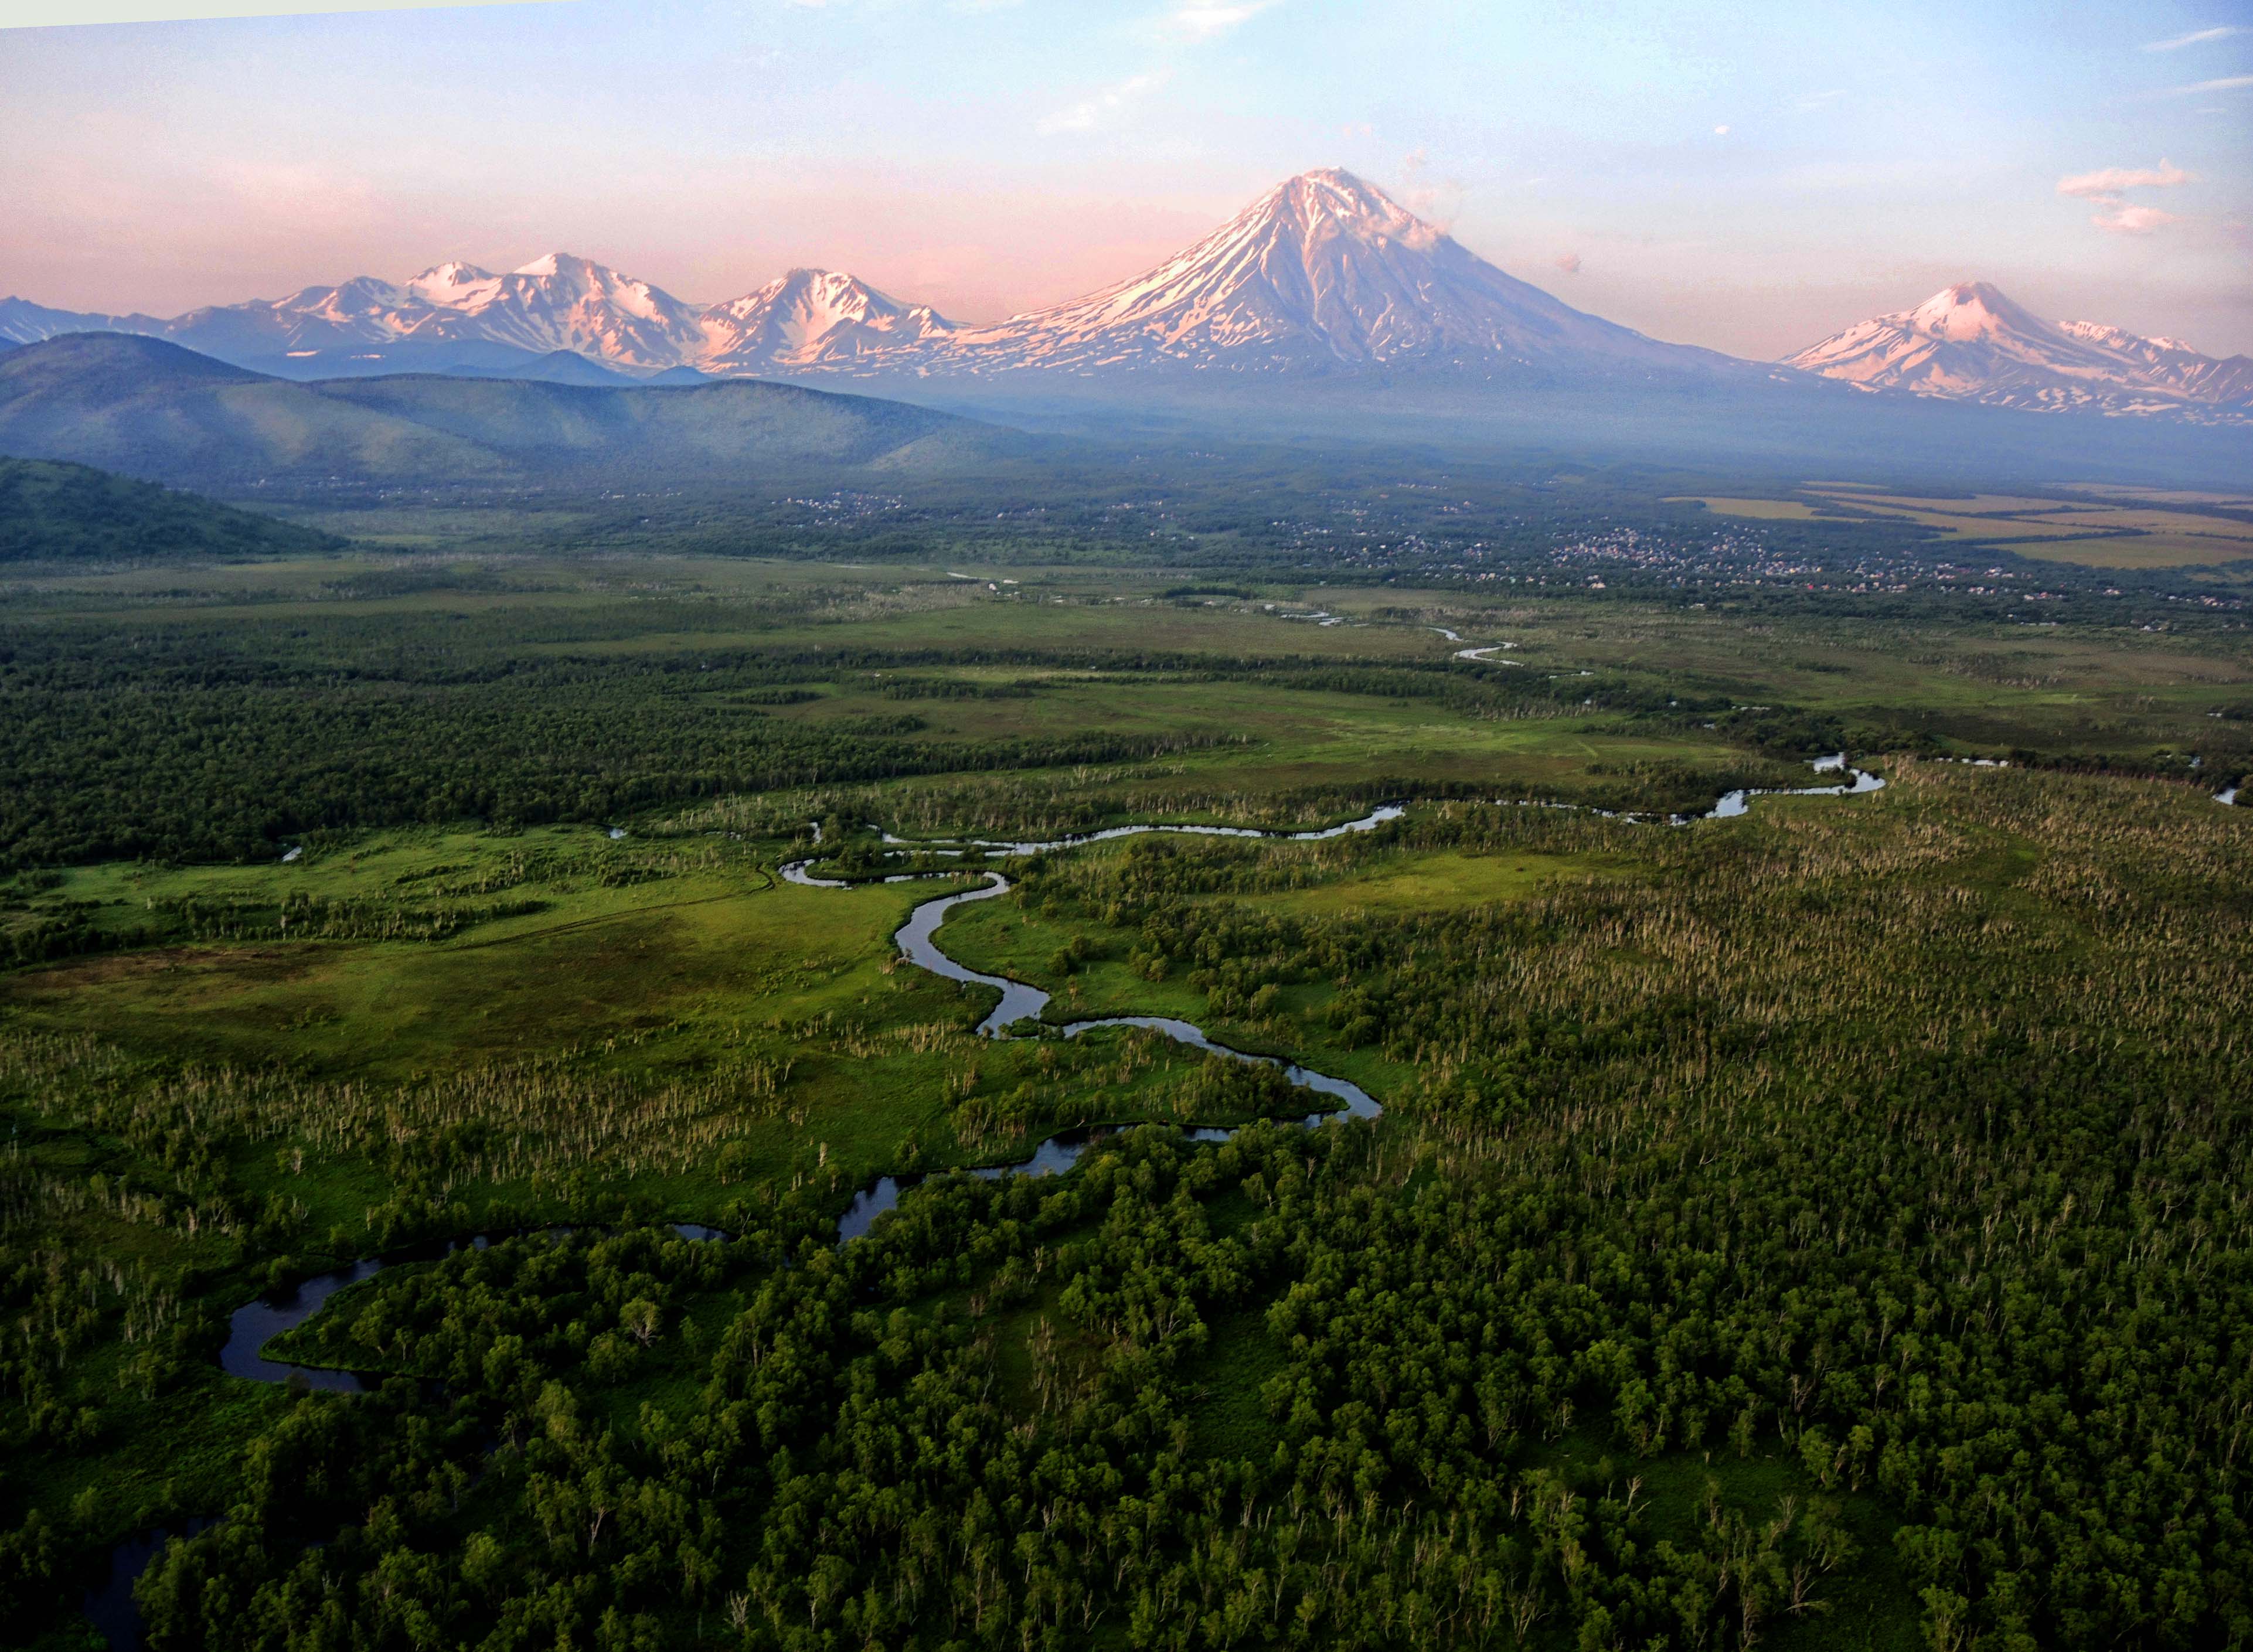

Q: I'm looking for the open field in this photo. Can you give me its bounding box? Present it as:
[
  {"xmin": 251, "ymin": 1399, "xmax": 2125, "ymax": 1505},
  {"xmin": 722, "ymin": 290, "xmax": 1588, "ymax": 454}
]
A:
[
  {"xmin": 2012, "ymin": 532, "xmax": 2253, "ymax": 568},
  {"xmin": 2060, "ymin": 482, "xmax": 2253, "ymax": 510},
  {"xmin": 1670, "ymin": 482, "xmax": 2253, "ymax": 570}
]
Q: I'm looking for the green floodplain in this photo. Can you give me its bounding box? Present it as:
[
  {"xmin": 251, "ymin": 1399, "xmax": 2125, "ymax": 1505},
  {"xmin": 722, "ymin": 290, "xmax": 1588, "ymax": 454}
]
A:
[{"xmin": 2, "ymin": 534, "xmax": 2251, "ymax": 1651}]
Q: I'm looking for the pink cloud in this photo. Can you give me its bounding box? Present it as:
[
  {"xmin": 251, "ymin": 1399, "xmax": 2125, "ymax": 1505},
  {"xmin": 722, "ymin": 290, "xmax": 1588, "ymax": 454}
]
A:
[
  {"xmin": 2092, "ymin": 205, "xmax": 2186, "ymax": 235},
  {"xmin": 2057, "ymin": 160, "xmax": 2192, "ymax": 199},
  {"xmin": 1554, "ymin": 252, "xmax": 1582, "ymax": 274}
]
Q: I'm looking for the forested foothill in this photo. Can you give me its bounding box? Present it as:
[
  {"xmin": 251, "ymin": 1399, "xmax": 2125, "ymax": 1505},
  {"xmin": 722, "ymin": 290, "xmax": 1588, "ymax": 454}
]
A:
[{"xmin": 0, "ymin": 454, "xmax": 2249, "ymax": 1650}]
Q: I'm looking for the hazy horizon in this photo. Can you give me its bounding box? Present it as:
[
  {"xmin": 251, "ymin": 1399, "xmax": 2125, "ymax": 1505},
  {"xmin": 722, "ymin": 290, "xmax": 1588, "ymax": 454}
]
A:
[{"xmin": 3, "ymin": 0, "xmax": 2249, "ymax": 359}]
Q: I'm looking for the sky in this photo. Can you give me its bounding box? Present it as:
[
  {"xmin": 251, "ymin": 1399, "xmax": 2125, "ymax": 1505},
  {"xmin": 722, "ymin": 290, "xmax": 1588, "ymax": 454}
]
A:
[{"xmin": 2, "ymin": 0, "xmax": 2249, "ymax": 359}]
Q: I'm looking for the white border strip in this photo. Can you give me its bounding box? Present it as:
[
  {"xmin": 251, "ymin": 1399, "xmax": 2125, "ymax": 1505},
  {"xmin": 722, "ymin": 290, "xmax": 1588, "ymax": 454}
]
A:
[{"xmin": 1, "ymin": 0, "xmax": 563, "ymax": 28}]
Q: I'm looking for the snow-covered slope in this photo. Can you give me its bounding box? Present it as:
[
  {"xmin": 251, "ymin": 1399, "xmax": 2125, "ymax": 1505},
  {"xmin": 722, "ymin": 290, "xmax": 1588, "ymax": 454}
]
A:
[
  {"xmin": 0, "ymin": 295, "xmax": 168, "ymax": 345},
  {"xmin": 2055, "ymin": 320, "xmax": 2253, "ymax": 409},
  {"xmin": 699, "ymin": 269, "xmax": 957, "ymax": 373},
  {"xmin": 940, "ymin": 169, "xmax": 1734, "ymax": 380},
  {"xmin": 1787, "ymin": 284, "xmax": 2250, "ymax": 420}
]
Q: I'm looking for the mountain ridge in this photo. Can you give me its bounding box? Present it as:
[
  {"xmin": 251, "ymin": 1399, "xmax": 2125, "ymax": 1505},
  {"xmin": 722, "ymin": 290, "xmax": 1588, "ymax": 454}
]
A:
[{"xmin": 0, "ymin": 332, "xmax": 1030, "ymax": 492}]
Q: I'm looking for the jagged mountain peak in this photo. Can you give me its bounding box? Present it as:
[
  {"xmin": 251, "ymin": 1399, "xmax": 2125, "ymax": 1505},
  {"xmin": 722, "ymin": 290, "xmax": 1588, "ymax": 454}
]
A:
[
  {"xmin": 699, "ymin": 268, "xmax": 955, "ymax": 370},
  {"xmin": 413, "ymin": 260, "xmax": 496, "ymax": 285},
  {"xmin": 507, "ymin": 252, "xmax": 661, "ymax": 291}
]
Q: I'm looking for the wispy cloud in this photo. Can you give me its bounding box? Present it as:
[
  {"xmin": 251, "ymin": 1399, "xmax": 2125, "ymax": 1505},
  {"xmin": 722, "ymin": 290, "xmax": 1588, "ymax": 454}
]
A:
[
  {"xmin": 1031, "ymin": 2, "xmax": 1273, "ymax": 137},
  {"xmin": 2057, "ymin": 159, "xmax": 2194, "ymax": 236},
  {"xmin": 1037, "ymin": 71, "xmax": 1169, "ymax": 135},
  {"xmin": 1162, "ymin": 1, "xmax": 1281, "ymax": 43},
  {"xmin": 2143, "ymin": 25, "xmax": 2241, "ymax": 50},
  {"xmin": 2171, "ymin": 74, "xmax": 2253, "ymax": 92},
  {"xmin": 2094, "ymin": 205, "xmax": 2186, "ymax": 235},
  {"xmin": 1794, "ymin": 88, "xmax": 1847, "ymax": 112},
  {"xmin": 2057, "ymin": 160, "xmax": 2192, "ymax": 199}
]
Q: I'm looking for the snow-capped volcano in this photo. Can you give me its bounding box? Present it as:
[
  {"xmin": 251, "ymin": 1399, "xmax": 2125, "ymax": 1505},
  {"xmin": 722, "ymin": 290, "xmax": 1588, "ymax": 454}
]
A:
[
  {"xmin": 699, "ymin": 269, "xmax": 958, "ymax": 373},
  {"xmin": 1787, "ymin": 283, "xmax": 2251, "ymax": 420},
  {"xmin": 943, "ymin": 168, "xmax": 1733, "ymax": 379}
]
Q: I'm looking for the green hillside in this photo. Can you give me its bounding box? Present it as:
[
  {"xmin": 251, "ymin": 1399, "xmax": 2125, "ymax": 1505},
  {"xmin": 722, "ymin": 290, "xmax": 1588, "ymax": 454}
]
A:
[
  {"xmin": 0, "ymin": 454, "xmax": 339, "ymax": 562},
  {"xmin": 0, "ymin": 333, "xmax": 1027, "ymax": 493}
]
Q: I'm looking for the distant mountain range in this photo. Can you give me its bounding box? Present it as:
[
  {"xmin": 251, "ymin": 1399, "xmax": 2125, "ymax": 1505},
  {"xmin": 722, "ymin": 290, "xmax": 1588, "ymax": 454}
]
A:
[{"xmin": 2, "ymin": 169, "xmax": 2248, "ymax": 425}]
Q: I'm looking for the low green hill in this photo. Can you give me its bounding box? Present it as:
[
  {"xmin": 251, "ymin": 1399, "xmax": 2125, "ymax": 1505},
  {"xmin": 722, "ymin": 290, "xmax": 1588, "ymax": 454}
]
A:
[
  {"xmin": 0, "ymin": 454, "xmax": 339, "ymax": 561},
  {"xmin": 0, "ymin": 333, "xmax": 1028, "ymax": 494}
]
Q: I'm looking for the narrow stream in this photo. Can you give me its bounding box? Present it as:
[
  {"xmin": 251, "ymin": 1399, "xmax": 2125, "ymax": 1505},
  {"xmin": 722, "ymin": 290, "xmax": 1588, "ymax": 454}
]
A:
[{"xmin": 90, "ymin": 1222, "xmax": 734, "ymax": 1644}]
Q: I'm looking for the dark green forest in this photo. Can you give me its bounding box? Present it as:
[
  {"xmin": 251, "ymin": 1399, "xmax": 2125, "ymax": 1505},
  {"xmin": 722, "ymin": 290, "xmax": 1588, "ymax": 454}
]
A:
[
  {"xmin": 0, "ymin": 458, "xmax": 339, "ymax": 564},
  {"xmin": 0, "ymin": 484, "xmax": 2249, "ymax": 1651}
]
